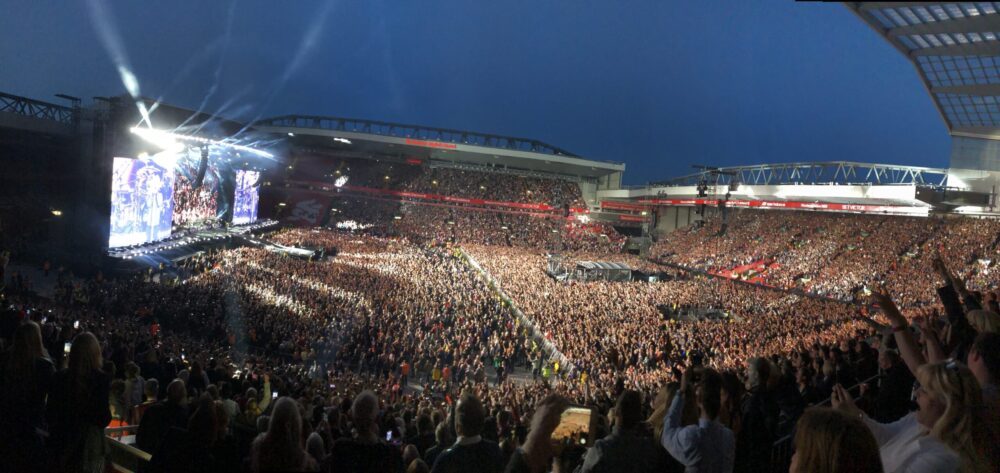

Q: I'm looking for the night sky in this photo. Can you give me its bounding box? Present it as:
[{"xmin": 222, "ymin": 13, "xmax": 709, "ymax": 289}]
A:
[{"xmin": 0, "ymin": 0, "xmax": 951, "ymax": 183}]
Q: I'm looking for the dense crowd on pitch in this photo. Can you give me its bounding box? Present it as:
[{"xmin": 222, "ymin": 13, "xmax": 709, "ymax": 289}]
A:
[
  {"xmin": 3, "ymin": 214, "xmax": 1000, "ymax": 472},
  {"xmin": 465, "ymin": 245, "xmax": 880, "ymax": 393},
  {"xmin": 321, "ymin": 195, "xmax": 626, "ymax": 254},
  {"xmin": 651, "ymin": 209, "xmax": 1000, "ymax": 306}
]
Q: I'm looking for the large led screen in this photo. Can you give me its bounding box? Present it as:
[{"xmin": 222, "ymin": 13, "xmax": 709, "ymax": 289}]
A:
[
  {"xmin": 172, "ymin": 148, "xmax": 221, "ymax": 227},
  {"xmin": 109, "ymin": 157, "xmax": 175, "ymax": 247},
  {"xmin": 233, "ymin": 170, "xmax": 261, "ymax": 224}
]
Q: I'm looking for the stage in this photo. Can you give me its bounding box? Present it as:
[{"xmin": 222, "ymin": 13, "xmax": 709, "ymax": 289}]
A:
[{"xmin": 106, "ymin": 219, "xmax": 278, "ymax": 261}]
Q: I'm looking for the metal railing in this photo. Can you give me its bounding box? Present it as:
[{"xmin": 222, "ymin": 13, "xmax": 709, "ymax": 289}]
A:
[
  {"xmin": 105, "ymin": 425, "xmax": 151, "ymax": 473},
  {"xmin": 768, "ymin": 373, "xmax": 880, "ymax": 473}
]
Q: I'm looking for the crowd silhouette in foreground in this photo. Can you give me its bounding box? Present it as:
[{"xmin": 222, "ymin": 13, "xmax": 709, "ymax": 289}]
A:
[{"xmin": 1, "ymin": 206, "xmax": 1000, "ymax": 472}]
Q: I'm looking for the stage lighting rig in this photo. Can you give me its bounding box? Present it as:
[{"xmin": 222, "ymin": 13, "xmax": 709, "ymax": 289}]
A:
[{"xmin": 130, "ymin": 127, "xmax": 274, "ymax": 158}]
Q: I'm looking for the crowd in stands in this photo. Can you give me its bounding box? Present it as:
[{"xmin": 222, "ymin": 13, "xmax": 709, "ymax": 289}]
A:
[
  {"xmin": 403, "ymin": 168, "xmax": 587, "ymax": 208},
  {"xmin": 321, "ymin": 198, "xmax": 624, "ymax": 253},
  {"xmin": 289, "ymin": 155, "xmax": 587, "ymax": 208},
  {"xmin": 2, "ymin": 205, "xmax": 1000, "ymax": 472},
  {"xmin": 652, "ymin": 210, "xmax": 1000, "ymax": 307}
]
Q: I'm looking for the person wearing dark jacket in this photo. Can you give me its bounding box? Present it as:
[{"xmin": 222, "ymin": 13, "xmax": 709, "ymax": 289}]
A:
[
  {"xmin": 147, "ymin": 397, "xmax": 225, "ymax": 473},
  {"xmin": 408, "ymin": 414, "xmax": 437, "ymax": 456},
  {"xmin": 326, "ymin": 390, "xmax": 404, "ymax": 473},
  {"xmin": 872, "ymin": 349, "xmax": 915, "ymax": 423},
  {"xmin": 424, "ymin": 421, "xmax": 454, "ymax": 467},
  {"xmin": 735, "ymin": 358, "xmax": 778, "ymax": 473},
  {"xmin": 0, "ymin": 321, "xmax": 55, "ymax": 471},
  {"xmin": 432, "ymin": 393, "xmax": 505, "ymax": 473},
  {"xmin": 580, "ymin": 390, "xmax": 666, "ymax": 472},
  {"xmin": 935, "ymin": 257, "xmax": 979, "ymax": 361},
  {"xmin": 136, "ymin": 378, "xmax": 190, "ymax": 454},
  {"xmin": 46, "ymin": 332, "xmax": 112, "ymax": 473}
]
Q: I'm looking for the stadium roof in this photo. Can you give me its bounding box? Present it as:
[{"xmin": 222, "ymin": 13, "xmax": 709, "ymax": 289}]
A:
[
  {"xmin": 652, "ymin": 161, "xmax": 949, "ymax": 187},
  {"xmin": 848, "ymin": 2, "xmax": 1000, "ymax": 140},
  {"xmin": 254, "ymin": 115, "xmax": 625, "ymax": 179}
]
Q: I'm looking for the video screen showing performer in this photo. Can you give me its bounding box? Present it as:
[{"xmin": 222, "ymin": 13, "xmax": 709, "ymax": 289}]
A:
[
  {"xmin": 232, "ymin": 170, "xmax": 261, "ymax": 224},
  {"xmin": 109, "ymin": 157, "xmax": 175, "ymax": 247}
]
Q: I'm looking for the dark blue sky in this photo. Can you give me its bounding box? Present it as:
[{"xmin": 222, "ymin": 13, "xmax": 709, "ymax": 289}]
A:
[{"xmin": 0, "ymin": 0, "xmax": 951, "ymax": 183}]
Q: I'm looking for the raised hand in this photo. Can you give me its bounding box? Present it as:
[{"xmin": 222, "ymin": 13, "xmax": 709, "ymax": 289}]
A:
[
  {"xmin": 830, "ymin": 383, "xmax": 861, "ymax": 418},
  {"xmin": 871, "ymin": 288, "xmax": 906, "ymax": 329},
  {"xmin": 520, "ymin": 394, "xmax": 570, "ymax": 472}
]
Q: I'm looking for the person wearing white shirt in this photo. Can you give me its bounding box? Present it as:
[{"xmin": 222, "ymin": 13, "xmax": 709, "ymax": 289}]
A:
[
  {"xmin": 832, "ymin": 360, "xmax": 992, "ymax": 473},
  {"xmin": 661, "ymin": 366, "xmax": 736, "ymax": 473}
]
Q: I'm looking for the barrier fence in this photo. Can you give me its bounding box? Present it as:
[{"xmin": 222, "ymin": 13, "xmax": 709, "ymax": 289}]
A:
[{"xmin": 768, "ymin": 373, "xmax": 879, "ymax": 473}]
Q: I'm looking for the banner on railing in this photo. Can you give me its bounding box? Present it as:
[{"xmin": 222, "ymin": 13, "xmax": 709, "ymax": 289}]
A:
[{"xmin": 600, "ymin": 200, "xmax": 649, "ymax": 211}]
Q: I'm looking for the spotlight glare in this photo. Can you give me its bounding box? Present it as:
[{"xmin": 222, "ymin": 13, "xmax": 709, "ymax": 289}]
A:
[{"xmin": 130, "ymin": 127, "xmax": 273, "ymax": 158}]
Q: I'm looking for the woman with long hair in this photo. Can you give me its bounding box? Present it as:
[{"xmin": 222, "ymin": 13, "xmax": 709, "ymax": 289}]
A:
[
  {"xmin": 790, "ymin": 407, "xmax": 883, "ymax": 473},
  {"xmin": 646, "ymin": 382, "xmax": 692, "ymax": 473},
  {"xmin": 250, "ymin": 396, "xmax": 318, "ymax": 472},
  {"xmin": 46, "ymin": 331, "xmax": 112, "ymax": 473},
  {"xmin": 718, "ymin": 371, "xmax": 744, "ymax": 435},
  {"xmin": 833, "ymin": 360, "xmax": 994, "ymax": 473},
  {"xmin": 0, "ymin": 321, "xmax": 55, "ymax": 470}
]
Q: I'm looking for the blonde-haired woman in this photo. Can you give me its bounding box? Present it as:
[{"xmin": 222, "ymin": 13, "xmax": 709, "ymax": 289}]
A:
[
  {"xmin": 645, "ymin": 382, "xmax": 691, "ymax": 473},
  {"xmin": 250, "ymin": 396, "xmax": 318, "ymax": 472},
  {"xmin": 966, "ymin": 310, "xmax": 1000, "ymax": 334},
  {"xmin": 46, "ymin": 332, "xmax": 111, "ymax": 473},
  {"xmin": 832, "ymin": 360, "xmax": 993, "ymax": 473},
  {"xmin": 647, "ymin": 382, "xmax": 697, "ymax": 440},
  {"xmin": 790, "ymin": 407, "xmax": 883, "ymax": 473}
]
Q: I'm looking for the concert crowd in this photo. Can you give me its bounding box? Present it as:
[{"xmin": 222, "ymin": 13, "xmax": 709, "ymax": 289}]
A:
[{"xmin": 2, "ymin": 195, "xmax": 1000, "ymax": 472}]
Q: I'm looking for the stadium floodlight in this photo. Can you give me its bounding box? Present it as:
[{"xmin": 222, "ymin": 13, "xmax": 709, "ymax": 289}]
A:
[
  {"xmin": 333, "ymin": 137, "xmax": 352, "ymax": 145},
  {"xmin": 130, "ymin": 127, "xmax": 274, "ymax": 158}
]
